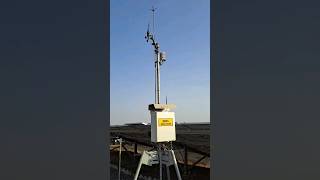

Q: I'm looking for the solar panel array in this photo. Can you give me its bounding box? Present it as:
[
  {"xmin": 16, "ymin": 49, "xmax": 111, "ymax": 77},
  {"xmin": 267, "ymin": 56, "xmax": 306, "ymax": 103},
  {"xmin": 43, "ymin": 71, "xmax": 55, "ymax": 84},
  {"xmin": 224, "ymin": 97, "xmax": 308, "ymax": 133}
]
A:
[{"xmin": 110, "ymin": 123, "xmax": 210, "ymax": 155}]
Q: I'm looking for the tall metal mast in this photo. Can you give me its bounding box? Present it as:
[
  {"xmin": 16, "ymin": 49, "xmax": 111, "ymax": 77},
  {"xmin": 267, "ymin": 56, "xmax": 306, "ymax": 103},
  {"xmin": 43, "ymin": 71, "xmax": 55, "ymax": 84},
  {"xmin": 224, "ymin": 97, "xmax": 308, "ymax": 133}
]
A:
[
  {"xmin": 145, "ymin": 6, "xmax": 166, "ymax": 104},
  {"xmin": 135, "ymin": 7, "xmax": 181, "ymax": 180}
]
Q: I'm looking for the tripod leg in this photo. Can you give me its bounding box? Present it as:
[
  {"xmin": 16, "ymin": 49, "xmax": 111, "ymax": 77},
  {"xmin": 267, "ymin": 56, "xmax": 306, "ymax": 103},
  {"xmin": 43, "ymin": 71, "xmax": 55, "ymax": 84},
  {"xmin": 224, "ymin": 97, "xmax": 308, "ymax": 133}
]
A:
[
  {"xmin": 134, "ymin": 151, "xmax": 145, "ymax": 180},
  {"xmin": 166, "ymin": 165, "xmax": 171, "ymax": 180},
  {"xmin": 170, "ymin": 150, "xmax": 182, "ymax": 180},
  {"xmin": 158, "ymin": 147, "xmax": 163, "ymax": 180}
]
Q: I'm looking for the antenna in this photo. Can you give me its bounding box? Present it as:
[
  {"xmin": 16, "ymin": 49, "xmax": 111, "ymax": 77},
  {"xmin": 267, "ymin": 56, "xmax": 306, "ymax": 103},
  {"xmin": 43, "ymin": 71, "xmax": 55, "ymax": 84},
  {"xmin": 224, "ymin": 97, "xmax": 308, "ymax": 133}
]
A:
[{"xmin": 151, "ymin": 6, "xmax": 157, "ymax": 37}]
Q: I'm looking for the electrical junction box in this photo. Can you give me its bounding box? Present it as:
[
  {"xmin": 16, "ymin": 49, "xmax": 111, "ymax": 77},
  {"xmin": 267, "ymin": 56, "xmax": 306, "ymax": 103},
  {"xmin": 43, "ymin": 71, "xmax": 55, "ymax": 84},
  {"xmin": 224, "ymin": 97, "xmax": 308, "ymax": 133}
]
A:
[{"xmin": 150, "ymin": 111, "xmax": 176, "ymax": 143}]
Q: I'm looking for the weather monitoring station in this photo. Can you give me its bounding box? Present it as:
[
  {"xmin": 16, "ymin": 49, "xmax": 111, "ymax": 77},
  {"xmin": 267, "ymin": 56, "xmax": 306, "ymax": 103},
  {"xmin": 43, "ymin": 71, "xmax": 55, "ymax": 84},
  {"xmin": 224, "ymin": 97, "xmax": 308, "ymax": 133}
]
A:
[
  {"xmin": 111, "ymin": 4, "xmax": 210, "ymax": 180},
  {"xmin": 133, "ymin": 6, "xmax": 182, "ymax": 180}
]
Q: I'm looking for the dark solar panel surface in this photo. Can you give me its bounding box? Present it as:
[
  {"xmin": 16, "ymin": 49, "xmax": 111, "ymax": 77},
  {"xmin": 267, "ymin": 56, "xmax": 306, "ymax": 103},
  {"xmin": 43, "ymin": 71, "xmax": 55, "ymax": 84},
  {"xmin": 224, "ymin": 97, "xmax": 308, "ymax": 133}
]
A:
[{"xmin": 110, "ymin": 123, "xmax": 210, "ymax": 155}]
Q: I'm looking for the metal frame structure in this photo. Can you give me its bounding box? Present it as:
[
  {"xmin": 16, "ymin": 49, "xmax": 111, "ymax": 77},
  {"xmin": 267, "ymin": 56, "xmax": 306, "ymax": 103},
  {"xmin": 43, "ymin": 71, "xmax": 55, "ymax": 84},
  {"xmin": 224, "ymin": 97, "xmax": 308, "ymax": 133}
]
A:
[
  {"xmin": 133, "ymin": 147, "xmax": 182, "ymax": 180},
  {"xmin": 111, "ymin": 134, "xmax": 210, "ymax": 178}
]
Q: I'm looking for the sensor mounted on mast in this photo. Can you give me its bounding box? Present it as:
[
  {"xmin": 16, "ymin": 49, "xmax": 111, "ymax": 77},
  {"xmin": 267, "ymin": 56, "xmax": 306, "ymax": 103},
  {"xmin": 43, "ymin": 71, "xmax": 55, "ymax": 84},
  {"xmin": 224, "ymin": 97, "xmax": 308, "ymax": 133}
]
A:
[
  {"xmin": 144, "ymin": 7, "xmax": 174, "ymax": 143},
  {"xmin": 134, "ymin": 7, "xmax": 182, "ymax": 180}
]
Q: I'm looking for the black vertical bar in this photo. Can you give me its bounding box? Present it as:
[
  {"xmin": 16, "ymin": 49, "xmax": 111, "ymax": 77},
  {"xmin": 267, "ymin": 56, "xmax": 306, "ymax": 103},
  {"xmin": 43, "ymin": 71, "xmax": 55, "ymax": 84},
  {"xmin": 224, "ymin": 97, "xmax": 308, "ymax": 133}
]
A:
[
  {"xmin": 184, "ymin": 145, "xmax": 188, "ymax": 175},
  {"xmin": 134, "ymin": 143, "xmax": 138, "ymax": 154}
]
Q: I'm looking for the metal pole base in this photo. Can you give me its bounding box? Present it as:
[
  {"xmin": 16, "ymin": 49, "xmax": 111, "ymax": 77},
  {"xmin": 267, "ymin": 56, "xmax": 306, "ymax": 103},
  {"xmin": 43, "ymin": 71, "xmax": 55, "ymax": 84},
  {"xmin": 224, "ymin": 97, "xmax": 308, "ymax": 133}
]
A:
[{"xmin": 133, "ymin": 148, "xmax": 182, "ymax": 180}]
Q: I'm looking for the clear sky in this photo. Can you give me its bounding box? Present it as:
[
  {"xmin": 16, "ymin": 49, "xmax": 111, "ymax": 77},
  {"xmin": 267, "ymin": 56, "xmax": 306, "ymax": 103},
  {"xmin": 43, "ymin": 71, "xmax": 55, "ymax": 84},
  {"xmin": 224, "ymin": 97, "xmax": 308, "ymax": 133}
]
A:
[{"xmin": 110, "ymin": 0, "xmax": 210, "ymax": 125}]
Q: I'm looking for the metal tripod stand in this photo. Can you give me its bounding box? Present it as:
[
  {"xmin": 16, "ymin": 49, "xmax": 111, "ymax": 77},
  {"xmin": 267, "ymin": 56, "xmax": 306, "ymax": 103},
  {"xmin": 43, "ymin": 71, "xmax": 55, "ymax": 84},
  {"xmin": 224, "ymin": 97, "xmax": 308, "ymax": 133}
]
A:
[{"xmin": 133, "ymin": 143, "xmax": 182, "ymax": 180}]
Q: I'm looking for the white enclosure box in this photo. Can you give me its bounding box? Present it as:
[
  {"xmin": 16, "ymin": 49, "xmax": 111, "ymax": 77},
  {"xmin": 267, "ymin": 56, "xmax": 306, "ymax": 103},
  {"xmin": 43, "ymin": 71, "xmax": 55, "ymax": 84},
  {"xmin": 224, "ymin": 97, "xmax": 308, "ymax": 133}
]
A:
[{"xmin": 150, "ymin": 111, "xmax": 176, "ymax": 142}]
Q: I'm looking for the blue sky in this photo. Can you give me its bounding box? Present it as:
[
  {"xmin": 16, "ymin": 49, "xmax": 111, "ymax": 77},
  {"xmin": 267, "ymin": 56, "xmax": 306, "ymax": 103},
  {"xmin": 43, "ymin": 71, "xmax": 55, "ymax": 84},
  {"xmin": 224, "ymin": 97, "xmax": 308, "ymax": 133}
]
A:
[{"xmin": 110, "ymin": 0, "xmax": 210, "ymax": 125}]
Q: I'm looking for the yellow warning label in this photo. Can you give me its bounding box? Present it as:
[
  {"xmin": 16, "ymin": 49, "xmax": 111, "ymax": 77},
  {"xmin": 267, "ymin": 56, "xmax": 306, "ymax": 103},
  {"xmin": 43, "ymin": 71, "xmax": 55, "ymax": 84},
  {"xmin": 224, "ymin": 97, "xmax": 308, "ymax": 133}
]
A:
[{"xmin": 158, "ymin": 118, "xmax": 173, "ymax": 126}]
